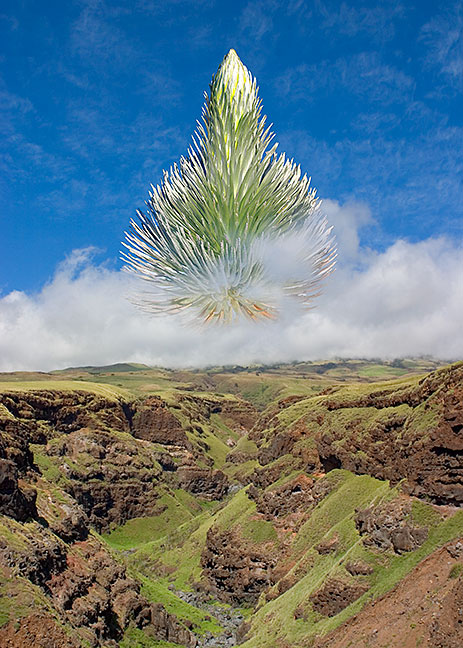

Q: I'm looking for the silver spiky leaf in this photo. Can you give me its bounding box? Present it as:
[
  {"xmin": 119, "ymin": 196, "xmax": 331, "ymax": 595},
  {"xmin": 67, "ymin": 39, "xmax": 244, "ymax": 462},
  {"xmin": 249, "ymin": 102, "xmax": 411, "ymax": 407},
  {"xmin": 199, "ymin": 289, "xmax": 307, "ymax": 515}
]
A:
[{"xmin": 122, "ymin": 49, "xmax": 336, "ymax": 323}]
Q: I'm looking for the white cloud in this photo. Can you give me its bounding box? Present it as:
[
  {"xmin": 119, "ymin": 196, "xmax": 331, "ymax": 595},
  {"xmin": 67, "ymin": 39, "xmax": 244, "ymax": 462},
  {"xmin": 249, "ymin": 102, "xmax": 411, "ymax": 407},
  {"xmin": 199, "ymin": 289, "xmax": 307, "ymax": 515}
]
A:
[
  {"xmin": 421, "ymin": 3, "xmax": 463, "ymax": 90},
  {"xmin": 0, "ymin": 202, "xmax": 462, "ymax": 372}
]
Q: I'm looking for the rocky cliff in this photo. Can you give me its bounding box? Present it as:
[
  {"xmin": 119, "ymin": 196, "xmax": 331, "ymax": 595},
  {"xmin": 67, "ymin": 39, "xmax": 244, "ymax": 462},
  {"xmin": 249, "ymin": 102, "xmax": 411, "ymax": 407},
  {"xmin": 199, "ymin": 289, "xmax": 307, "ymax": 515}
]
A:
[{"xmin": 0, "ymin": 360, "xmax": 461, "ymax": 647}]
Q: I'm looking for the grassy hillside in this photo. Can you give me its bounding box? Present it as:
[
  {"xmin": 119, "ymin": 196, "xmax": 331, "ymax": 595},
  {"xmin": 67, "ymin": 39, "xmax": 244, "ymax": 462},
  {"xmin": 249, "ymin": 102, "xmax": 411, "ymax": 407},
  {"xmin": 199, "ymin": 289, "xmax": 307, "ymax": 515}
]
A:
[{"xmin": 0, "ymin": 359, "xmax": 461, "ymax": 648}]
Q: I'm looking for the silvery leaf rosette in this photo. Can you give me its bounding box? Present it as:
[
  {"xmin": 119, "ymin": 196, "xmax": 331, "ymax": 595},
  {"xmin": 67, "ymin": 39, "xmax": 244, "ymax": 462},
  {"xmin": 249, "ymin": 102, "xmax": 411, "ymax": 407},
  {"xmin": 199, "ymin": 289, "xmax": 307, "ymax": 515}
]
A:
[{"xmin": 122, "ymin": 50, "xmax": 336, "ymax": 323}]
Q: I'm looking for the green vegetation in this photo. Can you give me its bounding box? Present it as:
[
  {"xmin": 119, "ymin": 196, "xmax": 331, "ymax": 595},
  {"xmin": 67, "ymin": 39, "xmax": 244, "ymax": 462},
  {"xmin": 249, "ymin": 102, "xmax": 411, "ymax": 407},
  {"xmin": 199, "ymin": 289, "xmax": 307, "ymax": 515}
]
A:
[
  {"xmin": 31, "ymin": 447, "xmax": 64, "ymax": 483},
  {"xmin": 449, "ymin": 563, "xmax": 463, "ymax": 579},
  {"xmin": 103, "ymin": 490, "xmax": 203, "ymax": 550},
  {"xmin": 0, "ymin": 359, "xmax": 459, "ymax": 648},
  {"xmin": 120, "ymin": 627, "xmax": 184, "ymax": 648},
  {"xmin": 241, "ymin": 519, "xmax": 277, "ymax": 544},
  {"xmin": 410, "ymin": 500, "xmax": 443, "ymax": 527},
  {"xmin": 0, "ymin": 379, "xmax": 130, "ymax": 400},
  {"xmin": 239, "ymin": 475, "xmax": 463, "ymax": 648},
  {"xmin": 140, "ymin": 577, "xmax": 222, "ymax": 635}
]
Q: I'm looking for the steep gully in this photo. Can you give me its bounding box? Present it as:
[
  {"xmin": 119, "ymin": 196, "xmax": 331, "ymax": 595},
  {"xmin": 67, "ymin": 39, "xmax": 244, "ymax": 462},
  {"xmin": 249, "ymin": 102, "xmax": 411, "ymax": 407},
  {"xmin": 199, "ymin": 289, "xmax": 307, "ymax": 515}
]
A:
[{"xmin": 0, "ymin": 362, "xmax": 462, "ymax": 646}]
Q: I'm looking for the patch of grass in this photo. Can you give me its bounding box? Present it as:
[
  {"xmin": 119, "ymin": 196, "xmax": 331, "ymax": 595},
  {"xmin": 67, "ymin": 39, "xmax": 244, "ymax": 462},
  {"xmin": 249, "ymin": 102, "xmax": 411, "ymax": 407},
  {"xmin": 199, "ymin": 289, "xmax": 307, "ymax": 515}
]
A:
[
  {"xmin": 140, "ymin": 577, "xmax": 222, "ymax": 635},
  {"xmin": 30, "ymin": 448, "xmax": 64, "ymax": 483},
  {"xmin": 409, "ymin": 500, "xmax": 442, "ymax": 528},
  {"xmin": 103, "ymin": 491, "xmax": 198, "ymax": 550},
  {"xmin": 233, "ymin": 436, "xmax": 259, "ymax": 455},
  {"xmin": 0, "ymin": 380, "xmax": 130, "ymax": 400},
  {"xmin": 241, "ymin": 519, "xmax": 277, "ymax": 544},
  {"xmin": 449, "ymin": 563, "xmax": 463, "ymax": 579},
  {"xmin": 209, "ymin": 413, "xmax": 241, "ymax": 443},
  {"xmin": 223, "ymin": 459, "xmax": 259, "ymax": 481},
  {"xmin": 119, "ymin": 626, "xmax": 184, "ymax": 647},
  {"xmin": 188, "ymin": 424, "xmax": 230, "ymax": 469},
  {"xmin": 357, "ymin": 365, "xmax": 409, "ymax": 379},
  {"xmin": 407, "ymin": 400, "xmax": 439, "ymax": 437}
]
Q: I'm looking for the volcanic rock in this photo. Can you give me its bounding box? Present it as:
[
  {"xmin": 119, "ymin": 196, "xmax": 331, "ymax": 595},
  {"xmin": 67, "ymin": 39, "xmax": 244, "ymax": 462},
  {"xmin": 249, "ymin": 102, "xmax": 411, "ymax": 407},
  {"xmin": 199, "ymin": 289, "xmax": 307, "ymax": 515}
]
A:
[
  {"xmin": 177, "ymin": 466, "xmax": 229, "ymax": 500},
  {"xmin": 201, "ymin": 527, "xmax": 275, "ymax": 604},
  {"xmin": 310, "ymin": 578, "xmax": 369, "ymax": 617},
  {"xmin": 355, "ymin": 498, "xmax": 428, "ymax": 553}
]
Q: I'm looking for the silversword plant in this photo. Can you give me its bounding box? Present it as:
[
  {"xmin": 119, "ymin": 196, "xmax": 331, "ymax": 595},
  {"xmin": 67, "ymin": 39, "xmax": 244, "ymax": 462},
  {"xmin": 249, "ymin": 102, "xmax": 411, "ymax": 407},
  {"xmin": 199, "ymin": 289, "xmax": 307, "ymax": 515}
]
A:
[{"xmin": 122, "ymin": 50, "xmax": 336, "ymax": 323}]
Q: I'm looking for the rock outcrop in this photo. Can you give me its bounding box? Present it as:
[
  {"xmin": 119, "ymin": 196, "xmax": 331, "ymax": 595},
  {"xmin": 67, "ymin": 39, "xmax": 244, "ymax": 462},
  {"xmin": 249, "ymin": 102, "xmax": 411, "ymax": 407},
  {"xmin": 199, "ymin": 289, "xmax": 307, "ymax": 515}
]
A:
[
  {"xmin": 251, "ymin": 363, "xmax": 463, "ymax": 505},
  {"xmin": 201, "ymin": 527, "xmax": 275, "ymax": 604},
  {"xmin": 132, "ymin": 396, "xmax": 190, "ymax": 447},
  {"xmin": 177, "ymin": 466, "xmax": 229, "ymax": 500},
  {"xmin": 309, "ymin": 578, "xmax": 369, "ymax": 617},
  {"xmin": 0, "ymin": 516, "xmax": 197, "ymax": 648},
  {"xmin": 355, "ymin": 498, "xmax": 428, "ymax": 553},
  {"xmin": 0, "ymin": 458, "xmax": 37, "ymax": 521}
]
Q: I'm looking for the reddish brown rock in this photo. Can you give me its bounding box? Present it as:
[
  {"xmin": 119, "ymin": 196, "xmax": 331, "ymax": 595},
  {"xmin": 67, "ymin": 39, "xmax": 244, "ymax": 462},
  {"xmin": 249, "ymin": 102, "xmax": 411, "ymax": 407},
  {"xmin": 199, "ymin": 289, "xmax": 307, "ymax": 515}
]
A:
[
  {"xmin": 310, "ymin": 578, "xmax": 369, "ymax": 617},
  {"xmin": 249, "ymin": 474, "xmax": 315, "ymax": 518},
  {"xmin": 177, "ymin": 466, "xmax": 229, "ymax": 500},
  {"xmin": 132, "ymin": 396, "xmax": 190, "ymax": 447},
  {"xmin": 258, "ymin": 419, "xmax": 309, "ymax": 466},
  {"xmin": 316, "ymin": 533, "xmax": 339, "ymax": 555},
  {"xmin": 345, "ymin": 560, "xmax": 374, "ymax": 576},
  {"xmin": 355, "ymin": 498, "xmax": 428, "ymax": 553},
  {"xmin": 0, "ymin": 614, "xmax": 80, "ymax": 648},
  {"xmin": 201, "ymin": 527, "xmax": 275, "ymax": 604},
  {"xmin": 0, "ymin": 459, "xmax": 37, "ymax": 521},
  {"xmin": 249, "ymin": 473, "xmax": 335, "ymax": 523}
]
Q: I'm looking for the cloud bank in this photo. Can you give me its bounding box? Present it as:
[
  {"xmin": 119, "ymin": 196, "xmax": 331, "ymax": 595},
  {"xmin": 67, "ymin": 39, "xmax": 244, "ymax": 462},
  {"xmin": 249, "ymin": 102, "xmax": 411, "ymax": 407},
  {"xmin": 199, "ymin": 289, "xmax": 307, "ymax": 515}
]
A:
[{"xmin": 1, "ymin": 201, "xmax": 462, "ymax": 372}]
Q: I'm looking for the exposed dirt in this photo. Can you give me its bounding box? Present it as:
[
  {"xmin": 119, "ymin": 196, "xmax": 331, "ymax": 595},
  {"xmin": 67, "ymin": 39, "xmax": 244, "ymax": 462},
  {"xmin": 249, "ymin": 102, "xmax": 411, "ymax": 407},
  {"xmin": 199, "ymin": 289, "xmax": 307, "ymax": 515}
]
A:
[
  {"xmin": 0, "ymin": 613, "xmax": 81, "ymax": 648},
  {"xmin": 314, "ymin": 539, "xmax": 463, "ymax": 648}
]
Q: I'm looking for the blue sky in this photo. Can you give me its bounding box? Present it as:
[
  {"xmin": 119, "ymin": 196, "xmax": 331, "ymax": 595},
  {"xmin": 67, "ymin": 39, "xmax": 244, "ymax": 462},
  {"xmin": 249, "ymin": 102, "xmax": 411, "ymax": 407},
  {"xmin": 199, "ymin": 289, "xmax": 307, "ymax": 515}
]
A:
[
  {"xmin": 0, "ymin": 1, "xmax": 462, "ymax": 370},
  {"xmin": 2, "ymin": 0, "xmax": 462, "ymax": 293}
]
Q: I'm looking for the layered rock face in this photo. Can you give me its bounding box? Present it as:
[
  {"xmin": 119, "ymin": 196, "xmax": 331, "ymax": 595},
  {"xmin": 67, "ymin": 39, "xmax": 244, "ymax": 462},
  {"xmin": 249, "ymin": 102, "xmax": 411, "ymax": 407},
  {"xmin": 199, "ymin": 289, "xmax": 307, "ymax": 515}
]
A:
[
  {"xmin": 0, "ymin": 517, "xmax": 197, "ymax": 648},
  {"xmin": 201, "ymin": 527, "xmax": 275, "ymax": 604},
  {"xmin": 0, "ymin": 388, "xmax": 245, "ymax": 647},
  {"xmin": 132, "ymin": 395, "xmax": 190, "ymax": 446},
  {"xmin": 250, "ymin": 363, "xmax": 463, "ymax": 505},
  {"xmin": 0, "ymin": 361, "xmax": 461, "ymax": 648}
]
